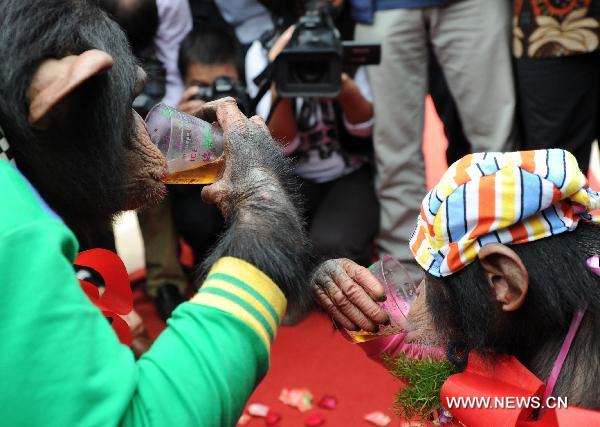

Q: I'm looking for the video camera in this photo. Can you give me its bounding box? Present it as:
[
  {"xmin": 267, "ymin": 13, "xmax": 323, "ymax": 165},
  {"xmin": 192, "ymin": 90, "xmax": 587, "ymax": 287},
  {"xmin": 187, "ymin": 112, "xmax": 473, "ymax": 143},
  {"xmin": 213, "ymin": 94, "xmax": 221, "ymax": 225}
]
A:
[
  {"xmin": 272, "ymin": 1, "xmax": 381, "ymax": 97},
  {"xmin": 192, "ymin": 76, "xmax": 254, "ymax": 117}
]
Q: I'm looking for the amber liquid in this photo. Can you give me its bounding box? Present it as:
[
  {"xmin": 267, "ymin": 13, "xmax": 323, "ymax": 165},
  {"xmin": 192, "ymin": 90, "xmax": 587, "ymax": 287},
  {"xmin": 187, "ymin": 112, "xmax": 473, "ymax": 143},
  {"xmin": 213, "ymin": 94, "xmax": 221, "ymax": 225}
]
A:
[
  {"xmin": 343, "ymin": 323, "xmax": 406, "ymax": 343},
  {"xmin": 162, "ymin": 158, "xmax": 224, "ymax": 184}
]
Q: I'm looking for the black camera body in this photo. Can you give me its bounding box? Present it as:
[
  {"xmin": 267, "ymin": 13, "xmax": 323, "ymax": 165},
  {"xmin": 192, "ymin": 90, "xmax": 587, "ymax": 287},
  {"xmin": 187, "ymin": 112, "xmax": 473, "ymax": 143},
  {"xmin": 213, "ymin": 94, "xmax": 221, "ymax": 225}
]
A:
[
  {"xmin": 133, "ymin": 56, "xmax": 166, "ymax": 118},
  {"xmin": 192, "ymin": 76, "xmax": 254, "ymax": 117},
  {"xmin": 273, "ymin": 7, "xmax": 381, "ymax": 98}
]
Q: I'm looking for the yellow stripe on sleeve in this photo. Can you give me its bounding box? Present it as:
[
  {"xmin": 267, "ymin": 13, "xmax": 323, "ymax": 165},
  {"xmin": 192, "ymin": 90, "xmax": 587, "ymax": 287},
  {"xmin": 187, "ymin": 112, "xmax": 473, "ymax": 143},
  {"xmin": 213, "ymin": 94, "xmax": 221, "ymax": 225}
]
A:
[
  {"xmin": 202, "ymin": 278, "xmax": 279, "ymax": 335},
  {"xmin": 208, "ymin": 257, "xmax": 287, "ymax": 323},
  {"xmin": 190, "ymin": 292, "xmax": 272, "ymax": 351}
]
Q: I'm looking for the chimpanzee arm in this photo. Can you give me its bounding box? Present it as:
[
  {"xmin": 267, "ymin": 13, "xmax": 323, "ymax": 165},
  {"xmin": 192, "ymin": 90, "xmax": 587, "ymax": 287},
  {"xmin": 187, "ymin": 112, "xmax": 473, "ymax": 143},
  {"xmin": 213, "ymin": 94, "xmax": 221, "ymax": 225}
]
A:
[
  {"xmin": 197, "ymin": 98, "xmax": 316, "ymax": 309},
  {"xmin": 124, "ymin": 102, "xmax": 317, "ymax": 426},
  {"xmin": 125, "ymin": 102, "xmax": 317, "ymax": 427}
]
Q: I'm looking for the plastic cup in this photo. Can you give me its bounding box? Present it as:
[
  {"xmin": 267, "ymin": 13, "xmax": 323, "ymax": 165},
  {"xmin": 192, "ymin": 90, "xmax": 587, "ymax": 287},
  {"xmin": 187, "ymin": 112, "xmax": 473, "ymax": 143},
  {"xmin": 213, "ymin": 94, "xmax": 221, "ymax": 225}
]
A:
[
  {"xmin": 145, "ymin": 103, "xmax": 224, "ymax": 184},
  {"xmin": 342, "ymin": 256, "xmax": 418, "ymax": 343}
]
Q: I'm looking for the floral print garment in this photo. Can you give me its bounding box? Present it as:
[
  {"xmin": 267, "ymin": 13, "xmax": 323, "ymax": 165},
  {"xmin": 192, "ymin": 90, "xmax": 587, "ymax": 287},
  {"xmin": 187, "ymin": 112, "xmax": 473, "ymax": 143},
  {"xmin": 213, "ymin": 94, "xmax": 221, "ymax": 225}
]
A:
[{"xmin": 513, "ymin": 0, "xmax": 600, "ymax": 58}]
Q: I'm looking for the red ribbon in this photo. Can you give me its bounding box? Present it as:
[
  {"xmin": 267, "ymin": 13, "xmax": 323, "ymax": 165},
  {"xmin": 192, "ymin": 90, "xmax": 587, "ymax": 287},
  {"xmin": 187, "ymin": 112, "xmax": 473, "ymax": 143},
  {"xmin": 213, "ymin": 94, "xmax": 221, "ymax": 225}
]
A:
[
  {"xmin": 440, "ymin": 353, "xmax": 600, "ymax": 426},
  {"xmin": 75, "ymin": 249, "xmax": 133, "ymax": 345}
]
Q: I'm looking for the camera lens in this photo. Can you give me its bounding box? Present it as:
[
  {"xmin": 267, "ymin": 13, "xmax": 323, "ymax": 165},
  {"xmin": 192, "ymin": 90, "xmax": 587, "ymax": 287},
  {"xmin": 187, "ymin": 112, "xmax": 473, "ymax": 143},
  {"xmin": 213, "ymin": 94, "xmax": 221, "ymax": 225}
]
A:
[{"xmin": 291, "ymin": 60, "xmax": 328, "ymax": 84}]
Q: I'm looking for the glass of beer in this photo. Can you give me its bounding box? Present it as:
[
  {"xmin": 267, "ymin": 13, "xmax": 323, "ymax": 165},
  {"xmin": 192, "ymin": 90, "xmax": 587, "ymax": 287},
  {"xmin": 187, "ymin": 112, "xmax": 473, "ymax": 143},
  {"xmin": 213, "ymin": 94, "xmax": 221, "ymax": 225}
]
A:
[
  {"xmin": 342, "ymin": 256, "xmax": 418, "ymax": 343},
  {"xmin": 145, "ymin": 103, "xmax": 224, "ymax": 184}
]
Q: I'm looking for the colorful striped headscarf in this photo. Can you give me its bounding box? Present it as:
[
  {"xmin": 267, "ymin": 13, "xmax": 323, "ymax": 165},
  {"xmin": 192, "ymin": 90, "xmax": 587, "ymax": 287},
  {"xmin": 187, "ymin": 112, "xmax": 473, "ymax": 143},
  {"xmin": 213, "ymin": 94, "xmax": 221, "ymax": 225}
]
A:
[{"xmin": 410, "ymin": 149, "xmax": 600, "ymax": 277}]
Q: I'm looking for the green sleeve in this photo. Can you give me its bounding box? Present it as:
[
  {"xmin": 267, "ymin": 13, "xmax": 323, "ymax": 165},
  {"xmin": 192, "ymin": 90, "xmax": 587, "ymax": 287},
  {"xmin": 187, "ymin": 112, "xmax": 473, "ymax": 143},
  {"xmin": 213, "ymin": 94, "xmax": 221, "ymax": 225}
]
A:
[
  {"xmin": 0, "ymin": 162, "xmax": 287, "ymax": 427},
  {"xmin": 0, "ymin": 220, "xmax": 139, "ymax": 427},
  {"xmin": 121, "ymin": 257, "xmax": 287, "ymax": 427}
]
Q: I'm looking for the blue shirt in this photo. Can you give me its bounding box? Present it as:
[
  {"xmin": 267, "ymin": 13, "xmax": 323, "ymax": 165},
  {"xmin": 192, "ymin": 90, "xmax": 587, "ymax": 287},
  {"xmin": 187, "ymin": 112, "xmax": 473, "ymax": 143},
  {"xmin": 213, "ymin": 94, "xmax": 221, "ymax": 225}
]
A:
[{"xmin": 351, "ymin": 0, "xmax": 456, "ymax": 23}]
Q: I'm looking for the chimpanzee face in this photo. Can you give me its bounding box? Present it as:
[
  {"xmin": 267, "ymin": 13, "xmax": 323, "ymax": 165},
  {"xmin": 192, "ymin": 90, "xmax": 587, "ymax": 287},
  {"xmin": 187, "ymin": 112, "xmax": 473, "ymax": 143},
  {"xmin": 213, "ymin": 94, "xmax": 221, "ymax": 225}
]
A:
[
  {"xmin": 0, "ymin": 1, "xmax": 167, "ymax": 229},
  {"xmin": 404, "ymin": 243, "xmax": 531, "ymax": 351},
  {"xmin": 404, "ymin": 278, "xmax": 454, "ymax": 349},
  {"xmin": 120, "ymin": 105, "xmax": 168, "ymax": 211},
  {"xmin": 25, "ymin": 50, "xmax": 168, "ymax": 223}
]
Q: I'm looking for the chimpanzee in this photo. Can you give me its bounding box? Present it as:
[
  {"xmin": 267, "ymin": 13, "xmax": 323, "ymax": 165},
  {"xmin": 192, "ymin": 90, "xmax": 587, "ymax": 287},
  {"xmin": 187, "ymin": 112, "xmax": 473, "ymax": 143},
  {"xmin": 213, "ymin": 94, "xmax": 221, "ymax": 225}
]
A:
[
  {"xmin": 313, "ymin": 150, "xmax": 600, "ymax": 411},
  {"xmin": 0, "ymin": 0, "xmax": 313, "ymax": 425}
]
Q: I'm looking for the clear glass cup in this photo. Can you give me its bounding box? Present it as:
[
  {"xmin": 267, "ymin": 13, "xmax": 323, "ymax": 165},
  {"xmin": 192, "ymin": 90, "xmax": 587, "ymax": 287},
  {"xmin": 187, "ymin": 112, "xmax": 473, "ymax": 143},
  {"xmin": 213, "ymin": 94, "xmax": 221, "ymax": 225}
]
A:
[
  {"xmin": 145, "ymin": 103, "xmax": 224, "ymax": 184},
  {"xmin": 343, "ymin": 256, "xmax": 418, "ymax": 343}
]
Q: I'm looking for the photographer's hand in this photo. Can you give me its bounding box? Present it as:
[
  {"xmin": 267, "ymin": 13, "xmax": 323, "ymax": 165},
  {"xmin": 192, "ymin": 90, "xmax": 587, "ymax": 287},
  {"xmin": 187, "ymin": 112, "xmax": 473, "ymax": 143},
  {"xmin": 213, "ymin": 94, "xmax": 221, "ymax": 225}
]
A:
[
  {"xmin": 177, "ymin": 86, "xmax": 206, "ymax": 115},
  {"xmin": 336, "ymin": 73, "xmax": 374, "ymax": 125},
  {"xmin": 268, "ymin": 26, "xmax": 295, "ymax": 62},
  {"xmin": 265, "ymin": 26, "xmax": 298, "ymax": 146}
]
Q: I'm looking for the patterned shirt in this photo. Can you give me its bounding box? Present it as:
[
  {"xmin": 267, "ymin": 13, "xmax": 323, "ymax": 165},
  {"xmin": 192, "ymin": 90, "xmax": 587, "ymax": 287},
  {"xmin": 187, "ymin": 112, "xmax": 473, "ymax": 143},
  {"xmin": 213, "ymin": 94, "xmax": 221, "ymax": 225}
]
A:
[{"xmin": 513, "ymin": 0, "xmax": 600, "ymax": 58}]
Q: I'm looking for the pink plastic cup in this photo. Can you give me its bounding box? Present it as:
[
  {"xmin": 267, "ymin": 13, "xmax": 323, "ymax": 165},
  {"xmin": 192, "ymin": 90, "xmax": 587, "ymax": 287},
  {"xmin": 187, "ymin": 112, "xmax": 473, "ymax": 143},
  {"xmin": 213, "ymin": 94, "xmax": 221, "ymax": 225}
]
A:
[{"xmin": 342, "ymin": 256, "xmax": 418, "ymax": 343}]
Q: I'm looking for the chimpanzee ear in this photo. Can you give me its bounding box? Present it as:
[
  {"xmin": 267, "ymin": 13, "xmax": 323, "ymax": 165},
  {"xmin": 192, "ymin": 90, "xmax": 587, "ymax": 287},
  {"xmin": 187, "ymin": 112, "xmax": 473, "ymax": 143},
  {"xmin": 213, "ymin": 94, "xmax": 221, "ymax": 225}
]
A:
[
  {"xmin": 27, "ymin": 49, "xmax": 114, "ymax": 128},
  {"xmin": 477, "ymin": 243, "xmax": 529, "ymax": 312}
]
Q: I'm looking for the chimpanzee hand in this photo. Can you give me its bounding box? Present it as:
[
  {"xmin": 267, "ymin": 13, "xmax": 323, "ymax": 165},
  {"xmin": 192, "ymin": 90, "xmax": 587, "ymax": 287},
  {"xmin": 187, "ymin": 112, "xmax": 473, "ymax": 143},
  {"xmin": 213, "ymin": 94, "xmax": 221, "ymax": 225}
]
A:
[
  {"xmin": 312, "ymin": 258, "xmax": 390, "ymax": 332},
  {"xmin": 193, "ymin": 97, "xmax": 315, "ymax": 310},
  {"xmin": 192, "ymin": 97, "xmax": 292, "ymax": 220}
]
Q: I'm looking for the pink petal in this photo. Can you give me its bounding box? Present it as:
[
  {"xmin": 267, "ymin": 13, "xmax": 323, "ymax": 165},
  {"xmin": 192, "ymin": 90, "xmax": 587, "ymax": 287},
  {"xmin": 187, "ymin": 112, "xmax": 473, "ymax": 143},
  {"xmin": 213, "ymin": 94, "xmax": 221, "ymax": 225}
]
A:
[
  {"xmin": 248, "ymin": 403, "xmax": 269, "ymax": 418},
  {"xmin": 318, "ymin": 395, "xmax": 337, "ymax": 410},
  {"xmin": 364, "ymin": 411, "xmax": 392, "ymax": 426}
]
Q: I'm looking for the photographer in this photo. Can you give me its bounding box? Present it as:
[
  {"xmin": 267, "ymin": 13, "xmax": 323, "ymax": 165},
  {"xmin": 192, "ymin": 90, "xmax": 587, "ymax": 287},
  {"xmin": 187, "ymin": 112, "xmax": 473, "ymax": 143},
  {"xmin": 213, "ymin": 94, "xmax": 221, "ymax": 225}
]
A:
[
  {"xmin": 177, "ymin": 28, "xmax": 249, "ymax": 115},
  {"xmin": 246, "ymin": 3, "xmax": 379, "ymax": 274}
]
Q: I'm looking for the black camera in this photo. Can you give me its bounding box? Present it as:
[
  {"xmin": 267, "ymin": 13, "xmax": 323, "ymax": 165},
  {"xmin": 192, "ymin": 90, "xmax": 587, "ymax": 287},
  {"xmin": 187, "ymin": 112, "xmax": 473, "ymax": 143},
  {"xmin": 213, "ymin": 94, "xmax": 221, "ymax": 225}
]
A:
[
  {"xmin": 132, "ymin": 56, "xmax": 167, "ymax": 118},
  {"xmin": 192, "ymin": 76, "xmax": 254, "ymax": 117},
  {"xmin": 272, "ymin": 4, "xmax": 381, "ymax": 97}
]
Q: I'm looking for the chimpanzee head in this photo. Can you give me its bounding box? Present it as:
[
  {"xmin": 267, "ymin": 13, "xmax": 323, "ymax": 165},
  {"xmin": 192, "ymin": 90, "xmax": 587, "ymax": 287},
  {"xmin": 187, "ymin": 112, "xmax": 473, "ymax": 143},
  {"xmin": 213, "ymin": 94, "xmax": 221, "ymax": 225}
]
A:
[
  {"xmin": 0, "ymin": 0, "xmax": 167, "ymax": 232},
  {"xmin": 416, "ymin": 221, "xmax": 600, "ymax": 353},
  {"xmin": 405, "ymin": 150, "xmax": 600, "ymax": 407}
]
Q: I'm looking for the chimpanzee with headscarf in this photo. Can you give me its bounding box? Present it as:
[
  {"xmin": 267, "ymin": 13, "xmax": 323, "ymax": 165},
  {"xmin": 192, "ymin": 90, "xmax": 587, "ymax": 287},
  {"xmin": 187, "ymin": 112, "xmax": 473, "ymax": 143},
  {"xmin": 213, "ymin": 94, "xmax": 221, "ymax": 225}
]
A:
[{"xmin": 313, "ymin": 150, "xmax": 600, "ymax": 422}]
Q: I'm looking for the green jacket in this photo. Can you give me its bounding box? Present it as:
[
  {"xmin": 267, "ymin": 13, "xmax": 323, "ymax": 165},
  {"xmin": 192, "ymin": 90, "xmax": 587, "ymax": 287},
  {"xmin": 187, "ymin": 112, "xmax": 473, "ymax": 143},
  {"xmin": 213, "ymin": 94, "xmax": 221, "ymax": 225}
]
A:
[{"xmin": 0, "ymin": 160, "xmax": 286, "ymax": 426}]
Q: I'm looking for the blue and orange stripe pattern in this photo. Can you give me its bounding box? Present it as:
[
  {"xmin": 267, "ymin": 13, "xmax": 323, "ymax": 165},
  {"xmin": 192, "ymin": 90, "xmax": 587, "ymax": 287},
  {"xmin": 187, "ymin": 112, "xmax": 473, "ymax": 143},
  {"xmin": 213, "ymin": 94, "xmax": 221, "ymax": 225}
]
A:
[
  {"xmin": 190, "ymin": 257, "xmax": 287, "ymax": 351},
  {"xmin": 410, "ymin": 149, "xmax": 600, "ymax": 277}
]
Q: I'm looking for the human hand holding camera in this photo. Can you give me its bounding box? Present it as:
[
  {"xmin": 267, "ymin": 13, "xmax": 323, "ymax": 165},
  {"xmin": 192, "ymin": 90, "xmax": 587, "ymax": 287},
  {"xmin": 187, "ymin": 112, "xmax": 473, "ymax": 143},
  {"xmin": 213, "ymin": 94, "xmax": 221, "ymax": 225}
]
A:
[
  {"xmin": 336, "ymin": 72, "xmax": 374, "ymax": 125},
  {"xmin": 177, "ymin": 86, "xmax": 206, "ymax": 115},
  {"xmin": 268, "ymin": 27, "xmax": 373, "ymax": 128}
]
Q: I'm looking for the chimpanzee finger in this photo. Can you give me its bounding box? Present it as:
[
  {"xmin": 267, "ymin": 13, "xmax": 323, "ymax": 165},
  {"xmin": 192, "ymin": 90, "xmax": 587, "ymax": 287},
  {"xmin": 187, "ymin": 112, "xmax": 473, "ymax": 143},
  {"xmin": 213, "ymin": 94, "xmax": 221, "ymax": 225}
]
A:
[
  {"xmin": 341, "ymin": 260, "xmax": 386, "ymax": 302},
  {"xmin": 199, "ymin": 97, "xmax": 247, "ymax": 135},
  {"xmin": 178, "ymin": 100, "xmax": 205, "ymax": 115},
  {"xmin": 190, "ymin": 96, "xmax": 237, "ymax": 124},
  {"xmin": 201, "ymin": 181, "xmax": 220, "ymax": 205},
  {"xmin": 249, "ymin": 115, "xmax": 270, "ymax": 133},
  {"xmin": 201, "ymin": 180, "xmax": 237, "ymax": 219},
  {"xmin": 313, "ymin": 285, "xmax": 359, "ymax": 331},
  {"xmin": 320, "ymin": 276, "xmax": 379, "ymax": 332},
  {"xmin": 335, "ymin": 264, "xmax": 389, "ymax": 326}
]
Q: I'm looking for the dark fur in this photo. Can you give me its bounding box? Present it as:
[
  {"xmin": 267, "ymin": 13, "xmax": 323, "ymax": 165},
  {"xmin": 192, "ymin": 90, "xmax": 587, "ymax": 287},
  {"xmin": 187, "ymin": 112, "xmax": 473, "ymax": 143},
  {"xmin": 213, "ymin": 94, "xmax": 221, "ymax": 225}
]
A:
[
  {"xmin": 427, "ymin": 221, "xmax": 600, "ymax": 409},
  {"xmin": 200, "ymin": 122, "xmax": 317, "ymax": 314},
  {"xmin": 0, "ymin": 0, "xmax": 138, "ymax": 237}
]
